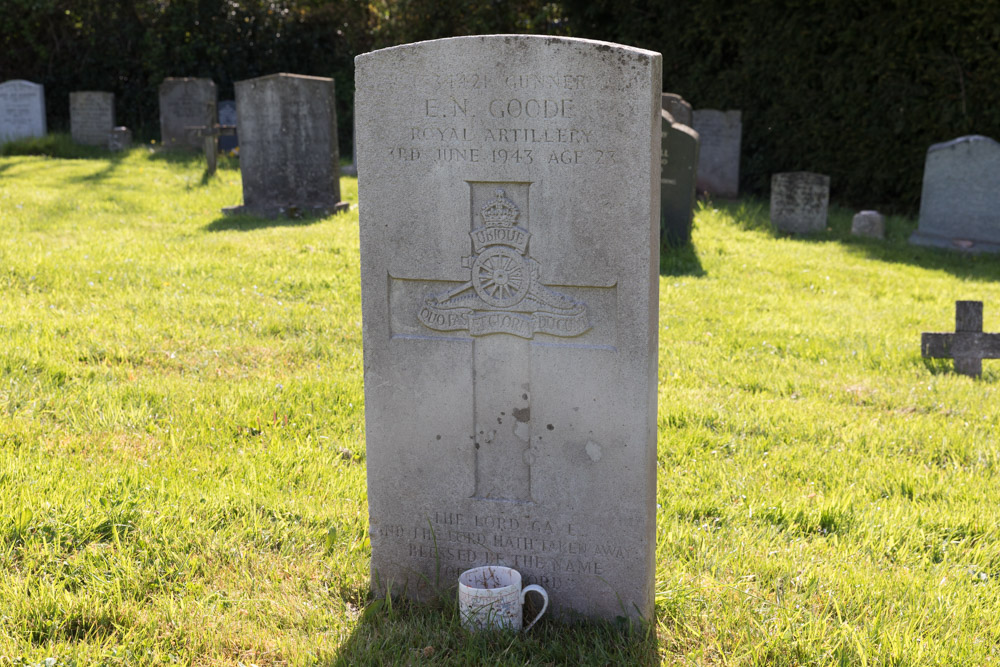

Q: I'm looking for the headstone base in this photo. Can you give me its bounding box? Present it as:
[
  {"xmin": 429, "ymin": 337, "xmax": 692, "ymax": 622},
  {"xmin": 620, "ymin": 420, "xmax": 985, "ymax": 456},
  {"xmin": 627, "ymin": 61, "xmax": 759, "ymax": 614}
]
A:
[
  {"xmin": 222, "ymin": 202, "xmax": 349, "ymax": 218},
  {"xmin": 908, "ymin": 231, "xmax": 1000, "ymax": 254}
]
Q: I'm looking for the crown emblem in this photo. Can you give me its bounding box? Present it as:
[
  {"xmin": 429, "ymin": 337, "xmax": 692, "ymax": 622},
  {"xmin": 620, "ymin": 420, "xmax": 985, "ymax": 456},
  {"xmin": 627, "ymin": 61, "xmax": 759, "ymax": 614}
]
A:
[{"xmin": 479, "ymin": 189, "xmax": 520, "ymax": 228}]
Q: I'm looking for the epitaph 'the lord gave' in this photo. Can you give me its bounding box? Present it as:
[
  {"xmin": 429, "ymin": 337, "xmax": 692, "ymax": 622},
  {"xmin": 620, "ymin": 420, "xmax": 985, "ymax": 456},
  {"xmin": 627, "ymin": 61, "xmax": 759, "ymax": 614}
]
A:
[{"xmin": 356, "ymin": 36, "xmax": 661, "ymax": 622}]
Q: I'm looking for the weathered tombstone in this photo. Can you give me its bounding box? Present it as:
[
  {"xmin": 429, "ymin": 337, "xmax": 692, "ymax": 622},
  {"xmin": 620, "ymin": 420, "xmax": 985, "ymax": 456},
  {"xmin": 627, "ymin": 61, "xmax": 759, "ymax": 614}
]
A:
[
  {"xmin": 770, "ymin": 172, "xmax": 830, "ymax": 233},
  {"xmin": 70, "ymin": 91, "xmax": 114, "ymax": 146},
  {"xmin": 692, "ymin": 109, "xmax": 741, "ymax": 198},
  {"xmin": 660, "ymin": 110, "xmax": 700, "ymax": 247},
  {"xmin": 661, "ymin": 93, "xmax": 692, "ymax": 127},
  {"xmin": 223, "ymin": 73, "xmax": 347, "ymax": 217},
  {"xmin": 217, "ymin": 100, "xmax": 238, "ymax": 152},
  {"xmin": 851, "ymin": 210, "xmax": 885, "ymax": 239},
  {"xmin": 108, "ymin": 126, "xmax": 132, "ymax": 152},
  {"xmin": 922, "ymin": 301, "xmax": 1000, "ymax": 377},
  {"xmin": 356, "ymin": 35, "xmax": 660, "ymax": 622},
  {"xmin": 0, "ymin": 80, "xmax": 46, "ymax": 144},
  {"xmin": 910, "ymin": 136, "xmax": 1000, "ymax": 252},
  {"xmin": 158, "ymin": 78, "xmax": 216, "ymax": 151}
]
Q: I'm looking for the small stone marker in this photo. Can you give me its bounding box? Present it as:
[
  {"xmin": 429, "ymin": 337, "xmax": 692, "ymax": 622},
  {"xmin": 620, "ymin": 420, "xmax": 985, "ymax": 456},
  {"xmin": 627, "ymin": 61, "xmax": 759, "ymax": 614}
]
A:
[
  {"xmin": 770, "ymin": 172, "xmax": 830, "ymax": 233},
  {"xmin": 159, "ymin": 77, "xmax": 216, "ymax": 150},
  {"xmin": 692, "ymin": 109, "xmax": 741, "ymax": 197},
  {"xmin": 660, "ymin": 109, "xmax": 700, "ymax": 247},
  {"xmin": 0, "ymin": 80, "xmax": 46, "ymax": 143},
  {"xmin": 187, "ymin": 123, "xmax": 237, "ymax": 175},
  {"xmin": 921, "ymin": 301, "xmax": 1000, "ymax": 377},
  {"xmin": 70, "ymin": 91, "xmax": 114, "ymax": 146},
  {"xmin": 661, "ymin": 93, "xmax": 692, "ymax": 127},
  {"xmin": 217, "ymin": 100, "xmax": 238, "ymax": 152},
  {"xmin": 356, "ymin": 35, "xmax": 660, "ymax": 622},
  {"xmin": 224, "ymin": 73, "xmax": 347, "ymax": 217},
  {"xmin": 851, "ymin": 210, "xmax": 885, "ymax": 239},
  {"xmin": 108, "ymin": 126, "xmax": 132, "ymax": 152},
  {"xmin": 910, "ymin": 136, "xmax": 1000, "ymax": 252}
]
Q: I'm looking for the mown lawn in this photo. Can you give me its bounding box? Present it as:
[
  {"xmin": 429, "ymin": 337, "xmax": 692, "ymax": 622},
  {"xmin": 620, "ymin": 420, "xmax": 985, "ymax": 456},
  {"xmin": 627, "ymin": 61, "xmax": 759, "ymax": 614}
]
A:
[{"xmin": 1, "ymin": 139, "xmax": 999, "ymax": 665}]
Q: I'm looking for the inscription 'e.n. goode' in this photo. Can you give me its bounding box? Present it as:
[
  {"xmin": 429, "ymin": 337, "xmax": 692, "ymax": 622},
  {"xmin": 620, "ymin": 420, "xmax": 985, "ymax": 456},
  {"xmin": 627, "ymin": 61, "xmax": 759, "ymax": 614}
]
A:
[{"xmin": 418, "ymin": 188, "xmax": 590, "ymax": 339}]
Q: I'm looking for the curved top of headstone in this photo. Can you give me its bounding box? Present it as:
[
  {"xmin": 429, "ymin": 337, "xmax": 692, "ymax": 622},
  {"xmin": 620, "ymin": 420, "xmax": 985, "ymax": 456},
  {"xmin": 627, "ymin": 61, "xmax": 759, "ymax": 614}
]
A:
[
  {"xmin": 0, "ymin": 79, "xmax": 43, "ymax": 90},
  {"xmin": 928, "ymin": 135, "xmax": 998, "ymax": 153},
  {"xmin": 239, "ymin": 72, "xmax": 334, "ymax": 85},
  {"xmin": 356, "ymin": 34, "xmax": 659, "ymax": 63}
]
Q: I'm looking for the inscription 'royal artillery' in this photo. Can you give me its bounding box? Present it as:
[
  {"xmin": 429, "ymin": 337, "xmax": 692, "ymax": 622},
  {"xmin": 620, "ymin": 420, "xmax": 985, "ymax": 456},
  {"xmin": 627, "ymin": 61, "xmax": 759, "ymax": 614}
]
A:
[{"xmin": 418, "ymin": 189, "xmax": 590, "ymax": 339}]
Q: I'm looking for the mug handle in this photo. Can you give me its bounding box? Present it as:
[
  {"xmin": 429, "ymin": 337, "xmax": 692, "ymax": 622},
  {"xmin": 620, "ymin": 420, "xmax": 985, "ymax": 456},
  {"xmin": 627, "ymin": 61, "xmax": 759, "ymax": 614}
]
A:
[{"xmin": 520, "ymin": 584, "xmax": 549, "ymax": 632}]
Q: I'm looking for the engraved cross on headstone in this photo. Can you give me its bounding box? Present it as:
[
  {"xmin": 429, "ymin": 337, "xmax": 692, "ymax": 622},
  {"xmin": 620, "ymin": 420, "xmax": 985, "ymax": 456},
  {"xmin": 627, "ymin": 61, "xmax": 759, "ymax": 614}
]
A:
[{"xmin": 921, "ymin": 300, "xmax": 1000, "ymax": 377}]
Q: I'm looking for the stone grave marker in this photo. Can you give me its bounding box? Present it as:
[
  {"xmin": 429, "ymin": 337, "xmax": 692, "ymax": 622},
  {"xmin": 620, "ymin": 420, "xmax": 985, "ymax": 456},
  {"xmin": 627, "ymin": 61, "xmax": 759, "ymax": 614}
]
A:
[
  {"xmin": 223, "ymin": 73, "xmax": 347, "ymax": 217},
  {"xmin": 910, "ymin": 136, "xmax": 1000, "ymax": 252},
  {"xmin": 356, "ymin": 35, "xmax": 660, "ymax": 622},
  {"xmin": 851, "ymin": 210, "xmax": 885, "ymax": 239},
  {"xmin": 660, "ymin": 109, "xmax": 700, "ymax": 247},
  {"xmin": 692, "ymin": 109, "xmax": 741, "ymax": 198},
  {"xmin": 0, "ymin": 80, "xmax": 46, "ymax": 144},
  {"xmin": 770, "ymin": 172, "xmax": 830, "ymax": 233},
  {"xmin": 187, "ymin": 124, "xmax": 237, "ymax": 175},
  {"xmin": 158, "ymin": 78, "xmax": 216, "ymax": 150},
  {"xmin": 922, "ymin": 301, "xmax": 1000, "ymax": 377},
  {"xmin": 70, "ymin": 91, "xmax": 114, "ymax": 146},
  {"xmin": 108, "ymin": 127, "xmax": 132, "ymax": 152},
  {"xmin": 661, "ymin": 93, "xmax": 692, "ymax": 127},
  {"xmin": 217, "ymin": 100, "xmax": 238, "ymax": 152}
]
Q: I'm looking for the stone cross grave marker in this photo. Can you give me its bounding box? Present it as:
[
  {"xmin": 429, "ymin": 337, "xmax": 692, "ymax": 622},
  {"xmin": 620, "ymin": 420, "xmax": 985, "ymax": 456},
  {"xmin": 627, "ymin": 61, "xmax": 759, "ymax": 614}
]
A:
[
  {"xmin": 661, "ymin": 93, "xmax": 692, "ymax": 127},
  {"xmin": 770, "ymin": 172, "xmax": 830, "ymax": 233},
  {"xmin": 0, "ymin": 80, "xmax": 46, "ymax": 144},
  {"xmin": 692, "ymin": 109, "xmax": 741, "ymax": 198},
  {"xmin": 356, "ymin": 35, "xmax": 660, "ymax": 622},
  {"xmin": 660, "ymin": 110, "xmax": 700, "ymax": 247},
  {"xmin": 186, "ymin": 123, "xmax": 237, "ymax": 175},
  {"xmin": 70, "ymin": 91, "xmax": 114, "ymax": 146},
  {"xmin": 159, "ymin": 78, "xmax": 216, "ymax": 151},
  {"xmin": 217, "ymin": 100, "xmax": 238, "ymax": 152},
  {"xmin": 224, "ymin": 73, "xmax": 347, "ymax": 217},
  {"xmin": 910, "ymin": 136, "xmax": 1000, "ymax": 253},
  {"xmin": 922, "ymin": 301, "xmax": 1000, "ymax": 377}
]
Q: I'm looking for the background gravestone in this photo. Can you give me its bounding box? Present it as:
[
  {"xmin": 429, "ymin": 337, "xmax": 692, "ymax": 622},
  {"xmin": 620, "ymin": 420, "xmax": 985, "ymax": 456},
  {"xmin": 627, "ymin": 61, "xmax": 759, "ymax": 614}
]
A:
[
  {"xmin": 224, "ymin": 73, "xmax": 347, "ymax": 217},
  {"xmin": 770, "ymin": 172, "xmax": 830, "ymax": 233},
  {"xmin": 852, "ymin": 210, "xmax": 885, "ymax": 239},
  {"xmin": 910, "ymin": 135, "xmax": 1000, "ymax": 252},
  {"xmin": 660, "ymin": 109, "xmax": 700, "ymax": 247},
  {"xmin": 692, "ymin": 109, "xmax": 741, "ymax": 198},
  {"xmin": 0, "ymin": 80, "xmax": 46, "ymax": 144},
  {"xmin": 356, "ymin": 35, "xmax": 661, "ymax": 622},
  {"xmin": 158, "ymin": 78, "xmax": 216, "ymax": 151},
  {"xmin": 70, "ymin": 91, "xmax": 114, "ymax": 146},
  {"xmin": 661, "ymin": 92, "xmax": 692, "ymax": 127},
  {"xmin": 217, "ymin": 100, "xmax": 238, "ymax": 152}
]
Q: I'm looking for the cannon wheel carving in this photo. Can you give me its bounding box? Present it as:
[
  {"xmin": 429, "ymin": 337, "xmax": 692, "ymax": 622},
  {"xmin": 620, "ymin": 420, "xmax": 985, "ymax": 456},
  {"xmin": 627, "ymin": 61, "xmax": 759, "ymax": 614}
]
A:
[{"xmin": 471, "ymin": 247, "xmax": 530, "ymax": 308}]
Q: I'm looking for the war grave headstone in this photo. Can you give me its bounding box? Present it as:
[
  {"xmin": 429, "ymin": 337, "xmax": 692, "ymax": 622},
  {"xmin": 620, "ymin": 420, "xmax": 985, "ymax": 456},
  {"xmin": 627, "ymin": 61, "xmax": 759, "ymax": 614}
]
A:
[
  {"xmin": 108, "ymin": 127, "xmax": 132, "ymax": 152},
  {"xmin": 910, "ymin": 136, "xmax": 1000, "ymax": 253},
  {"xmin": 770, "ymin": 172, "xmax": 830, "ymax": 234},
  {"xmin": 0, "ymin": 80, "xmax": 46, "ymax": 144},
  {"xmin": 158, "ymin": 77, "xmax": 216, "ymax": 151},
  {"xmin": 692, "ymin": 109, "xmax": 741, "ymax": 198},
  {"xmin": 223, "ymin": 73, "xmax": 347, "ymax": 217},
  {"xmin": 660, "ymin": 109, "xmax": 700, "ymax": 247},
  {"xmin": 356, "ymin": 35, "xmax": 661, "ymax": 622},
  {"xmin": 851, "ymin": 210, "xmax": 885, "ymax": 239},
  {"xmin": 922, "ymin": 301, "xmax": 1000, "ymax": 377},
  {"xmin": 661, "ymin": 93, "xmax": 692, "ymax": 127},
  {"xmin": 217, "ymin": 100, "xmax": 238, "ymax": 152},
  {"xmin": 70, "ymin": 91, "xmax": 114, "ymax": 146}
]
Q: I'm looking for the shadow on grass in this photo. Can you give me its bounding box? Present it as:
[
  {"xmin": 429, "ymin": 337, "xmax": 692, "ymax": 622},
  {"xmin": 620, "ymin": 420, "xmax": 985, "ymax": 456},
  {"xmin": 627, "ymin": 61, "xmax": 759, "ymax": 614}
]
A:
[
  {"xmin": 204, "ymin": 210, "xmax": 331, "ymax": 232},
  {"xmin": 2, "ymin": 132, "xmax": 133, "ymax": 183},
  {"xmin": 660, "ymin": 241, "xmax": 706, "ymax": 277}
]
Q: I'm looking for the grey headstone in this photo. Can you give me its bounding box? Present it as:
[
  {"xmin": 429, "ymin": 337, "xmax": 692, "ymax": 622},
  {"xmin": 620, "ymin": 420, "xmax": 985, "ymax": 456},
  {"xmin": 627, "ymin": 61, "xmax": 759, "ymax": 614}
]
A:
[
  {"xmin": 910, "ymin": 136, "xmax": 1000, "ymax": 252},
  {"xmin": 692, "ymin": 109, "xmax": 741, "ymax": 198},
  {"xmin": 224, "ymin": 73, "xmax": 347, "ymax": 217},
  {"xmin": 356, "ymin": 35, "xmax": 661, "ymax": 622},
  {"xmin": 217, "ymin": 100, "xmax": 238, "ymax": 152},
  {"xmin": 770, "ymin": 172, "xmax": 830, "ymax": 233},
  {"xmin": 661, "ymin": 93, "xmax": 692, "ymax": 127},
  {"xmin": 158, "ymin": 77, "xmax": 216, "ymax": 151},
  {"xmin": 0, "ymin": 80, "xmax": 46, "ymax": 143},
  {"xmin": 851, "ymin": 210, "xmax": 885, "ymax": 239},
  {"xmin": 660, "ymin": 110, "xmax": 700, "ymax": 247},
  {"xmin": 108, "ymin": 126, "xmax": 132, "ymax": 152},
  {"xmin": 70, "ymin": 91, "xmax": 115, "ymax": 146}
]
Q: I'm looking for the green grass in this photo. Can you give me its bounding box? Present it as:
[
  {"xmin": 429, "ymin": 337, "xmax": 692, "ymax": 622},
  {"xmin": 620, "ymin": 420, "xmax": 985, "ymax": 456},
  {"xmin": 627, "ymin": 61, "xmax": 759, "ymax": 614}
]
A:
[{"xmin": 2, "ymin": 139, "xmax": 1000, "ymax": 665}]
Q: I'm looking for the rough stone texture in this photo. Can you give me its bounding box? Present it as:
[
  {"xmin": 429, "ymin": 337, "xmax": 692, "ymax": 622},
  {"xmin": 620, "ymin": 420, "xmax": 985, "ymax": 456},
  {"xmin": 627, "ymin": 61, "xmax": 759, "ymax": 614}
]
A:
[
  {"xmin": 922, "ymin": 301, "xmax": 1000, "ymax": 377},
  {"xmin": 660, "ymin": 110, "xmax": 700, "ymax": 247},
  {"xmin": 0, "ymin": 80, "xmax": 46, "ymax": 143},
  {"xmin": 224, "ymin": 73, "xmax": 347, "ymax": 217},
  {"xmin": 158, "ymin": 78, "xmax": 216, "ymax": 151},
  {"xmin": 661, "ymin": 93, "xmax": 692, "ymax": 127},
  {"xmin": 70, "ymin": 91, "xmax": 114, "ymax": 146},
  {"xmin": 692, "ymin": 109, "xmax": 741, "ymax": 198},
  {"xmin": 108, "ymin": 126, "xmax": 132, "ymax": 151},
  {"xmin": 356, "ymin": 35, "xmax": 660, "ymax": 622},
  {"xmin": 770, "ymin": 172, "xmax": 830, "ymax": 233},
  {"xmin": 217, "ymin": 100, "xmax": 238, "ymax": 152},
  {"xmin": 910, "ymin": 136, "xmax": 1000, "ymax": 252},
  {"xmin": 851, "ymin": 210, "xmax": 885, "ymax": 239}
]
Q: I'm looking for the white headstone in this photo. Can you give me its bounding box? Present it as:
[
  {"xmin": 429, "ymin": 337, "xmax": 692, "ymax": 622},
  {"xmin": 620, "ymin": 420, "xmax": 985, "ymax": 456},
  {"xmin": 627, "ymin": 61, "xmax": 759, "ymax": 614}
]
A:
[
  {"xmin": 0, "ymin": 80, "xmax": 46, "ymax": 143},
  {"xmin": 692, "ymin": 109, "xmax": 741, "ymax": 198},
  {"xmin": 356, "ymin": 35, "xmax": 661, "ymax": 622},
  {"xmin": 770, "ymin": 172, "xmax": 830, "ymax": 233},
  {"xmin": 851, "ymin": 210, "xmax": 885, "ymax": 239},
  {"xmin": 70, "ymin": 91, "xmax": 115, "ymax": 146}
]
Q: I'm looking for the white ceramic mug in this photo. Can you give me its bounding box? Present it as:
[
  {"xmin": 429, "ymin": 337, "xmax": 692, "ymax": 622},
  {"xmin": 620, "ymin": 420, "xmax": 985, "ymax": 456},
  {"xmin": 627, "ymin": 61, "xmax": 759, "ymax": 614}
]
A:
[{"xmin": 458, "ymin": 566, "xmax": 549, "ymax": 632}]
